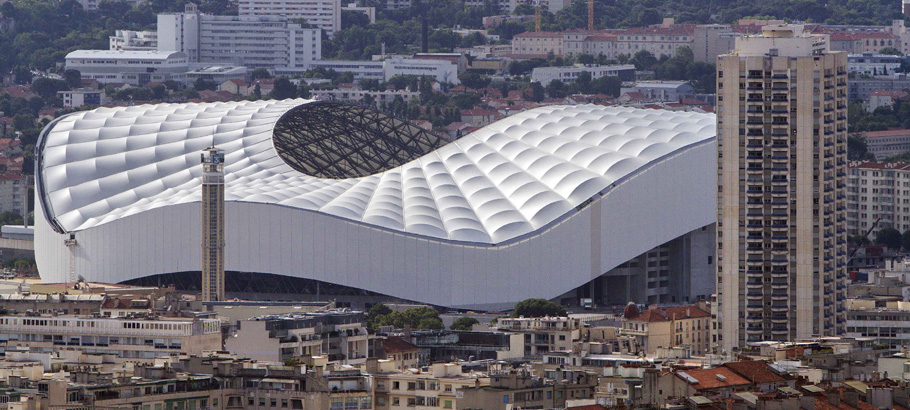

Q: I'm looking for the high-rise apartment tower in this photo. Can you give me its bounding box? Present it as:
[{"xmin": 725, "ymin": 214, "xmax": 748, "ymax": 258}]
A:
[
  {"xmin": 715, "ymin": 25, "xmax": 848, "ymax": 352},
  {"xmin": 201, "ymin": 147, "xmax": 225, "ymax": 302}
]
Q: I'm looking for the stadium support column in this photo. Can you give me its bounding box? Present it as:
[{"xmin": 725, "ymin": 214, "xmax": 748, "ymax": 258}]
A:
[{"xmin": 201, "ymin": 146, "xmax": 225, "ymax": 302}]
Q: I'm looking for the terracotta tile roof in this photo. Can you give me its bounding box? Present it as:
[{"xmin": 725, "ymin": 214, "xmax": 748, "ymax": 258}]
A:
[
  {"xmin": 514, "ymin": 32, "xmax": 563, "ymax": 38},
  {"xmin": 862, "ymin": 129, "xmax": 910, "ymax": 138},
  {"xmin": 381, "ymin": 336, "xmax": 417, "ymax": 353},
  {"xmin": 870, "ymin": 90, "xmax": 908, "ymax": 98},
  {"xmin": 722, "ymin": 360, "xmax": 788, "ymax": 384},
  {"xmin": 566, "ymin": 405, "xmax": 608, "ymax": 410},
  {"xmin": 849, "ymin": 161, "xmax": 910, "ymax": 170},
  {"xmin": 619, "ymin": 25, "xmax": 696, "ymax": 36},
  {"xmin": 461, "ymin": 109, "xmax": 498, "ymax": 116},
  {"xmin": 675, "ymin": 367, "xmax": 750, "ymax": 390}
]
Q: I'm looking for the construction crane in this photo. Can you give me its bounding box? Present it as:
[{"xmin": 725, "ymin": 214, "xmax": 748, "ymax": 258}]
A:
[
  {"xmin": 535, "ymin": 2, "xmax": 541, "ymax": 32},
  {"xmin": 847, "ymin": 216, "xmax": 882, "ymax": 266},
  {"xmin": 588, "ymin": 0, "xmax": 594, "ymax": 31}
]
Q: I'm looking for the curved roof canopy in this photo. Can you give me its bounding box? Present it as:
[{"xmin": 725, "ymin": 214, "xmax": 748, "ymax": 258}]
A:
[{"xmin": 37, "ymin": 100, "xmax": 715, "ymax": 245}]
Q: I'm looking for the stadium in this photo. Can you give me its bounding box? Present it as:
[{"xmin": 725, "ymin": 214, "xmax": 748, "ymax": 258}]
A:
[{"xmin": 35, "ymin": 100, "xmax": 716, "ymax": 310}]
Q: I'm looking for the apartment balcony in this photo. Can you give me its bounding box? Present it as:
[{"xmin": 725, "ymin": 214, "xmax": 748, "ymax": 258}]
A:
[
  {"xmin": 770, "ymin": 304, "xmax": 789, "ymax": 312},
  {"xmin": 771, "ymin": 281, "xmax": 789, "ymax": 288}
]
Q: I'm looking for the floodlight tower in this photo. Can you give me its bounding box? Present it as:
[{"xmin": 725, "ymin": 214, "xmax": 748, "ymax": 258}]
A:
[{"xmin": 201, "ymin": 146, "xmax": 225, "ymax": 302}]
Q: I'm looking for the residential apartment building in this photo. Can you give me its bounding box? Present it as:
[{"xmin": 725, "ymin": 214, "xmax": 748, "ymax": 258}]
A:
[
  {"xmin": 847, "ymin": 161, "xmax": 910, "ymax": 237},
  {"xmin": 311, "ymin": 86, "xmax": 419, "ymax": 103},
  {"xmin": 458, "ymin": 371, "xmax": 597, "ymax": 410},
  {"xmin": 531, "ymin": 64, "xmax": 635, "ymax": 86},
  {"xmin": 621, "ymin": 304, "xmax": 711, "ymax": 355},
  {"xmin": 0, "ymin": 174, "xmax": 28, "ymax": 215},
  {"xmin": 109, "ymin": 30, "xmax": 158, "ymax": 50},
  {"xmin": 372, "ymin": 362, "xmax": 483, "ymax": 410},
  {"xmin": 495, "ymin": 317, "xmax": 582, "ymax": 357},
  {"xmin": 849, "ymin": 75, "xmax": 910, "ymax": 100},
  {"xmin": 0, "ymin": 315, "xmax": 222, "ymax": 362},
  {"xmin": 158, "ymin": 4, "xmax": 322, "ymax": 70},
  {"xmin": 615, "ymin": 24, "xmax": 695, "ymax": 58},
  {"xmin": 237, "ymin": 0, "xmax": 341, "ymax": 38},
  {"xmin": 225, "ymin": 310, "xmax": 370, "ymax": 364},
  {"xmin": 64, "ymin": 50, "xmax": 189, "ymax": 85},
  {"xmin": 716, "ymin": 25, "xmax": 849, "ymax": 351},
  {"xmin": 511, "ymin": 32, "xmax": 563, "ymax": 57},
  {"xmin": 562, "ymin": 31, "xmax": 617, "ymax": 58}
]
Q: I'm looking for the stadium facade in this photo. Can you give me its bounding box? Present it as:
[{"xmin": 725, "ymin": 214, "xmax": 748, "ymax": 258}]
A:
[{"xmin": 35, "ymin": 100, "xmax": 717, "ymax": 309}]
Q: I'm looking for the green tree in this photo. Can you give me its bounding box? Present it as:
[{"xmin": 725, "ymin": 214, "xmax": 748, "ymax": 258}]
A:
[
  {"xmin": 269, "ymin": 77, "xmax": 297, "ymax": 99},
  {"xmin": 902, "ymin": 230, "xmax": 910, "ymax": 252},
  {"xmin": 30, "ymin": 77, "xmax": 69, "ymax": 99},
  {"xmin": 12, "ymin": 114, "xmax": 33, "ymax": 131},
  {"xmin": 545, "ymin": 80, "xmax": 567, "ymax": 98},
  {"xmin": 450, "ymin": 316, "xmax": 479, "ymax": 331},
  {"xmin": 458, "ymin": 72, "xmax": 491, "ymax": 89},
  {"xmin": 193, "ymin": 78, "xmax": 217, "ymax": 91},
  {"xmin": 12, "ymin": 66, "xmax": 32, "ymax": 85},
  {"xmin": 879, "ymin": 47, "xmax": 903, "ymax": 56},
  {"xmin": 63, "ymin": 69, "xmax": 82, "ymax": 89},
  {"xmin": 526, "ymin": 82, "xmax": 545, "ymax": 102},
  {"xmin": 250, "ymin": 68, "xmax": 273, "ymax": 81},
  {"xmin": 512, "ymin": 298, "xmax": 566, "ymax": 318},
  {"xmin": 366, "ymin": 303, "xmax": 393, "ymax": 332},
  {"xmin": 630, "ymin": 50, "xmax": 658, "ymax": 70},
  {"xmin": 298, "ymin": 83, "xmax": 312, "ymax": 99},
  {"xmin": 876, "ymin": 227, "xmax": 902, "ymax": 250}
]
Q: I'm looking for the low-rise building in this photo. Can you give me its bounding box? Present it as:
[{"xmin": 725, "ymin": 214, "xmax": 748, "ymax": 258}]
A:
[
  {"xmin": 310, "ymin": 58, "xmax": 459, "ymax": 83},
  {"xmin": 849, "ymin": 53, "xmax": 904, "ymax": 77},
  {"xmin": 0, "ymin": 315, "xmax": 221, "ymax": 362},
  {"xmin": 531, "ymin": 64, "xmax": 636, "ymax": 86},
  {"xmin": 65, "ymin": 50, "xmax": 189, "ymax": 86},
  {"xmin": 186, "ymin": 66, "xmax": 248, "ymax": 86},
  {"xmin": 620, "ymin": 81, "xmax": 696, "ymax": 102},
  {"xmin": 311, "ymin": 86, "xmax": 419, "ymax": 104},
  {"xmin": 109, "ymin": 30, "xmax": 158, "ymax": 51},
  {"xmin": 57, "ymin": 89, "xmax": 108, "ymax": 108},
  {"xmin": 372, "ymin": 362, "xmax": 485, "ymax": 410}
]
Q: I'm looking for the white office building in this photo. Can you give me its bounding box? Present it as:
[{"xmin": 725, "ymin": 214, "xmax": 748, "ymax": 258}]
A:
[
  {"xmin": 531, "ymin": 64, "xmax": 636, "ymax": 86},
  {"xmin": 158, "ymin": 4, "xmax": 321, "ymax": 70},
  {"xmin": 64, "ymin": 50, "xmax": 189, "ymax": 86},
  {"xmin": 310, "ymin": 58, "xmax": 460, "ymax": 83},
  {"xmin": 237, "ymin": 0, "xmax": 341, "ymax": 38},
  {"xmin": 109, "ymin": 30, "xmax": 158, "ymax": 51},
  {"xmin": 56, "ymin": 89, "xmax": 109, "ymax": 108}
]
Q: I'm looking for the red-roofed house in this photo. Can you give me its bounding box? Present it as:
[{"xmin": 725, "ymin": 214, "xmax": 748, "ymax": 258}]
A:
[
  {"xmin": 622, "ymin": 303, "xmax": 711, "ymax": 355},
  {"xmin": 380, "ymin": 336, "xmax": 419, "ymax": 370},
  {"xmin": 460, "ymin": 108, "xmax": 499, "ymax": 127},
  {"xmin": 867, "ymin": 89, "xmax": 908, "ymax": 112},
  {"xmin": 219, "ymin": 79, "xmax": 249, "ymax": 96},
  {"xmin": 643, "ymin": 366, "xmax": 751, "ymax": 406}
]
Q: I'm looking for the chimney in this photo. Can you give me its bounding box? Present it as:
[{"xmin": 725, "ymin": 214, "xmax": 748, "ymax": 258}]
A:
[
  {"xmin": 828, "ymin": 390, "xmax": 841, "ymax": 407},
  {"xmin": 843, "ymin": 390, "xmax": 860, "ymax": 408}
]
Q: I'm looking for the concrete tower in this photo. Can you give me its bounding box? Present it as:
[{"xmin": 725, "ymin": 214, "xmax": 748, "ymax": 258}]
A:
[
  {"xmin": 904, "ymin": 0, "xmax": 910, "ymax": 16},
  {"xmin": 201, "ymin": 146, "xmax": 225, "ymax": 302},
  {"xmin": 715, "ymin": 25, "xmax": 848, "ymax": 352}
]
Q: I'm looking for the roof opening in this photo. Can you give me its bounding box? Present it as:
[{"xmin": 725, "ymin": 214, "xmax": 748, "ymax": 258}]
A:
[{"xmin": 271, "ymin": 101, "xmax": 451, "ymax": 179}]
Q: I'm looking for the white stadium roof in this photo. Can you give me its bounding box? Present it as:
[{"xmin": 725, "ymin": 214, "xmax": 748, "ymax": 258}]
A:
[
  {"xmin": 38, "ymin": 100, "xmax": 712, "ymax": 244},
  {"xmin": 35, "ymin": 100, "xmax": 717, "ymax": 308}
]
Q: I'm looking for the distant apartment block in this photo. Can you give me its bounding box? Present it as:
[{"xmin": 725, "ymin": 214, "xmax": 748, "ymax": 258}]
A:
[
  {"xmin": 310, "ymin": 58, "xmax": 459, "ymax": 83},
  {"xmin": 847, "ymin": 161, "xmax": 910, "ymax": 237},
  {"xmin": 615, "ymin": 24, "xmax": 695, "ymax": 58},
  {"xmin": 0, "ymin": 174, "xmax": 28, "ymax": 216},
  {"xmin": 848, "ymin": 53, "xmax": 903, "ymax": 77},
  {"xmin": 849, "ymin": 75, "xmax": 910, "ymax": 100},
  {"xmin": 158, "ymin": 4, "xmax": 322, "ymax": 70},
  {"xmin": 860, "ymin": 129, "xmax": 910, "ymax": 160},
  {"xmin": 562, "ymin": 31, "xmax": 617, "ymax": 58},
  {"xmin": 511, "ymin": 32, "xmax": 563, "ymax": 57},
  {"xmin": 225, "ymin": 310, "xmax": 370, "ymax": 363},
  {"xmin": 64, "ymin": 50, "xmax": 189, "ymax": 85},
  {"xmin": 109, "ymin": 30, "xmax": 157, "ymax": 51},
  {"xmin": 0, "ymin": 315, "xmax": 221, "ymax": 362},
  {"xmin": 846, "ymin": 299, "xmax": 910, "ymax": 350},
  {"xmin": 237, "ymin": 0, "xmax": 341, "ymax": 38},
  {"xmin": 531, "ymin": 64, "xmax": 635, "ymax": 86}
]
